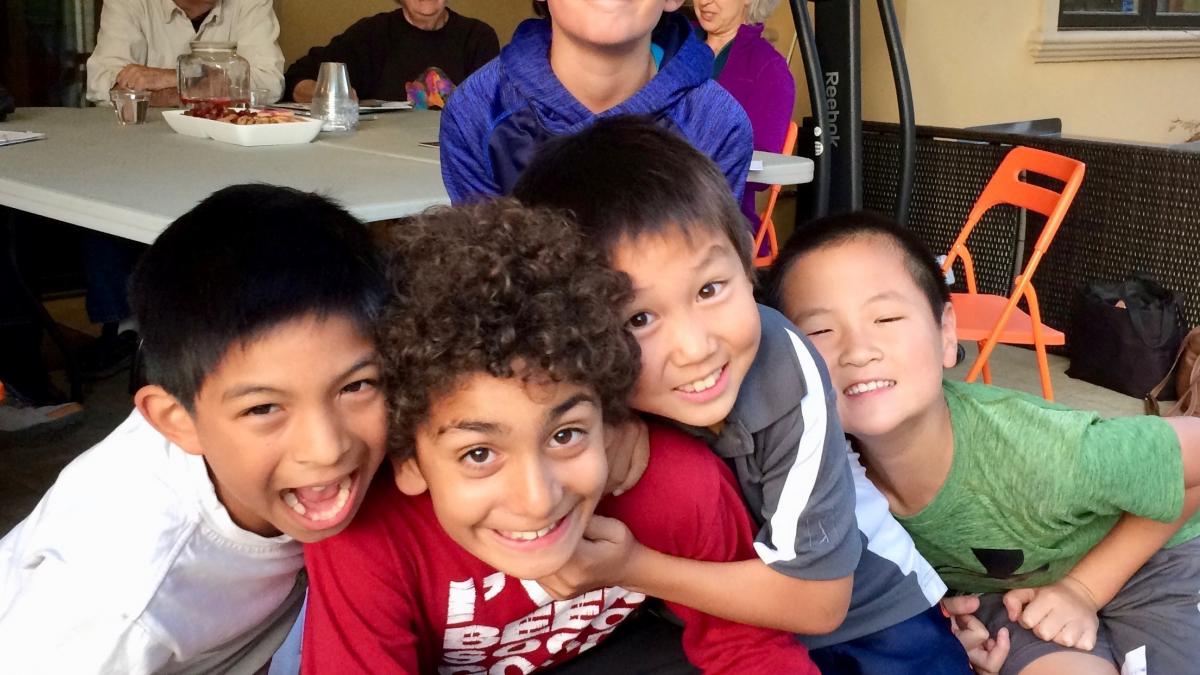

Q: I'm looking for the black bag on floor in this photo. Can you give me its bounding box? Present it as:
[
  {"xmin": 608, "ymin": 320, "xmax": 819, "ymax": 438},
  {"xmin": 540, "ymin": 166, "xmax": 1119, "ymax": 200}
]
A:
[{"xmin": 1067, "ymin": 275, "xmax": 1186, "ymax": 398}]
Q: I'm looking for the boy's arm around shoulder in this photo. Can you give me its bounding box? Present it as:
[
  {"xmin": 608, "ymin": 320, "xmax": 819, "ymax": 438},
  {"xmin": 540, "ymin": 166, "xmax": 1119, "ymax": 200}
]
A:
[
  {"xmin": 301, "ymin": 486, "xmax": 422, "ymax": 674},
  {"xmin": 705, "ymin": 316, "xmax": 859, "ymax": 632},
  {"xmin": 608, "ymin": 424, "xmax": 852, "ymax": 637},
  {"xmin": 602, "ymin": 427, "xmax": 822, "ymax": 673}
]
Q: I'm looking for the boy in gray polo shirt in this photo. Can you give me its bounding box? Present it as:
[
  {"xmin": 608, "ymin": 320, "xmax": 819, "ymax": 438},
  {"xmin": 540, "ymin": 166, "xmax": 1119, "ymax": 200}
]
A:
[{"xmin": 515, "ymin": 117, "xmax": 972, "ymax": 673}]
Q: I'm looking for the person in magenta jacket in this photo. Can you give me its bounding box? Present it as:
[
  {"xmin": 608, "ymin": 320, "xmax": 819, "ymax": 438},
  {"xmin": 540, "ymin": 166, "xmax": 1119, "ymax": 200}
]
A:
[{"xmin": 696, "ymin": 0, "xmax": 795, "ymax": 228}]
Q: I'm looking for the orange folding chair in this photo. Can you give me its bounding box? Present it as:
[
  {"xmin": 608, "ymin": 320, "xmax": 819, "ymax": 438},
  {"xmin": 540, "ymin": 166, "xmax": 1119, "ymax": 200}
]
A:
[
  {"xmin": 753, "ymin": 121, "xmax": 799, "ymax": 268},
  {"xmin": 941, "ymin": 146, "xmax": 1086, "ymax": 401}
]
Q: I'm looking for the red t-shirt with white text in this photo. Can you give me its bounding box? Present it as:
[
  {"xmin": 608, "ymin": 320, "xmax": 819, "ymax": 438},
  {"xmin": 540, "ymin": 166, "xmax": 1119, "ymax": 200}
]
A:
[{"xmin": 301, "ymin": 424, "xmax": 818, "ymax": 674}]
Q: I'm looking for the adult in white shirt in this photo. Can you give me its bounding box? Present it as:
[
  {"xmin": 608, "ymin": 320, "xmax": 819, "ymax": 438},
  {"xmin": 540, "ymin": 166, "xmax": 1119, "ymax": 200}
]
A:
[{"xmin": 86, "ymin": 0, "xmax": 284, "ymax": 106}]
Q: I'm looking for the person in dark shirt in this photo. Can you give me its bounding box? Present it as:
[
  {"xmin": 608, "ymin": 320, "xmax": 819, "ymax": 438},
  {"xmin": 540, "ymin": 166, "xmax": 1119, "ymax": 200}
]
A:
[{"xmin": 283, "ymin": 0, "xmax": 498, "ymax": 103}]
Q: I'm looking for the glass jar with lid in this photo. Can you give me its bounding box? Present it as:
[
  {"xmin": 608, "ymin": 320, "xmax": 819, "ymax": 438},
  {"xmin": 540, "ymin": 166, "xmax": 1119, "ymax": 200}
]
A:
[{"xmin": 177, "ymin": 41, "xmax": 251, "ymax": 108}]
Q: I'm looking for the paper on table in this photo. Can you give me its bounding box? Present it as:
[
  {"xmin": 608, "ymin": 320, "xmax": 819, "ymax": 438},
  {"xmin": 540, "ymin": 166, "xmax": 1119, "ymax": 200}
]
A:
[
  {"xmin": 0, "ymin": 130, "xmax": 46, "ymax": 147},
  {"xmin": 749, "ymin": 159, "xmax": 763, "ymax": 171}
]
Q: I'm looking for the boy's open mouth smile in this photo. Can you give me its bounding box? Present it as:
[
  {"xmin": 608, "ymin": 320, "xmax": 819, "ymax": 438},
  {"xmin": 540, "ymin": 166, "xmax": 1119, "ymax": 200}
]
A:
[
  {"xmin": 673, "ymin": 364, "xmax": 729, "ymax": 402},
  {"xmin": 280, "ymin": 470, "xmax": 359, "ymax": 528},
  {"xmin": 844, "ymin": 379, "xmax": 897, "ymax": 397}
]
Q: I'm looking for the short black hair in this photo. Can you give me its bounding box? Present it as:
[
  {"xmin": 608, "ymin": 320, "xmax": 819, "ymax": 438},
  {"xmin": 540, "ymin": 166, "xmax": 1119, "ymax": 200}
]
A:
[
  {"xmin": 764, "ymin": 211, "xmax": 950, "ymax": 321},
  {"xmin": 130, "ymin": 184, "xmax": 386, "ymax": 408},
  {"xmin": 376, "ymin": 199, "xmax": 640, "ymax": 460},
  {"xmin": 513, "ymin": 115, "xmax": 752, "ymax": 272}
]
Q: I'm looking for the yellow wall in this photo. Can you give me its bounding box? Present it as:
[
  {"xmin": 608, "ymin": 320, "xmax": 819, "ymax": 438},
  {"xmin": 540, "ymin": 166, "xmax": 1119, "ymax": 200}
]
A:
[
  {"xmin": 860, "ymin": 0, "xmax": 1200, "ymax": 144},
  {"xmin": 736, "ymin": 0, "xmax": 1200, "ymax": 144},
  {"xmin": 277, "ymin": 1, "xmax": 1200, "ymax": 143}
]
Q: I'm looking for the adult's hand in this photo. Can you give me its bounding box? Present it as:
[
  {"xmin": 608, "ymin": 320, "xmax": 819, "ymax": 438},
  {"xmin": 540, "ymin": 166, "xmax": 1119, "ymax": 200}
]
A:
[
  {"xmin": 291, "ymin": 79, "xmax": 357, "ymax": 103},
  {"xmin": 115, "ymin": 64, "xmax": 176, "ymax": 92}
]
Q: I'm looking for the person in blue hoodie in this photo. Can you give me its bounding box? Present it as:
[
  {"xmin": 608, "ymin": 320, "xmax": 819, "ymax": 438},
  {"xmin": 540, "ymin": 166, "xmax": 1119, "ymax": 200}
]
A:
[{"xmin": 439, "ymin": 0, "xmax": 753, "ymax": 205}]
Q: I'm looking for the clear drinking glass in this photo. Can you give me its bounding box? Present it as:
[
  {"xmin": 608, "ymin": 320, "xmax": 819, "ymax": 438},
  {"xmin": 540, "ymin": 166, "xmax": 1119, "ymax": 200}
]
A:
[
  {"xmin": 248, "ymin": 88, "xmax": 272, "ymax": 109},
  {"xmin": 110, "ymin": 89, "xmax": 150, "ymax": 125},
  {"xmin": 310, "ymin": 62, "xmax": 358, "ymax": 132}
]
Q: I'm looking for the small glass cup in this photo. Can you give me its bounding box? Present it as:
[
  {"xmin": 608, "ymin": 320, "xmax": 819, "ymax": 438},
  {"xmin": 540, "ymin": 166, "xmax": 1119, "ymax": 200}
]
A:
[
  {"xmin": 248, "ymin": 88, "xmax": 271, "ymax": 109},
  {"xmin": 310, "ymin": 62, "xmax": 358, "ymax": 132},
  {"xmin": 233, "ymin": 85, "xmax": 272, "ymax": 110},
  {"xmin": 110, "ymin": 89, "xmax": 151, "ymax": 125}
]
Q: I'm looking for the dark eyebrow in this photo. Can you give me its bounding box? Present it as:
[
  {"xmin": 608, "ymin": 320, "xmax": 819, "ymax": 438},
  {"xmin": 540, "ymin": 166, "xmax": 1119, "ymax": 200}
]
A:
[
  {"xmin": 549, "ymin": 393, "xmax": 598, "ymax": 421},
  {"xmin": 435, "ymin": 392, "xmax": 598, "ymax": 438},
  {"xmin": 436, "ymin": 420, "xmax": 505, "ymax": 437},
  {"xmin": 222, "ymin": 353, "xmax": 378, "ymax": 402}
]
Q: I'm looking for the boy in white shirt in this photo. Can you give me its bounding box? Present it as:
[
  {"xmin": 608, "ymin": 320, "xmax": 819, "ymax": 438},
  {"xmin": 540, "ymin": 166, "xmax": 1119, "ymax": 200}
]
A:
[{"xmin": 0, "ymin": 184, "xmax": 390, "ymax": 674}]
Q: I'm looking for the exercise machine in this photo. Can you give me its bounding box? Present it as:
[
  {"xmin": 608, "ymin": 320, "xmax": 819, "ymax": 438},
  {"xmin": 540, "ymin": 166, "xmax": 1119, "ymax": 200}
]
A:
[{"xmin": 786, "ymin": 0, "xmax": 916, "ymax": 224}]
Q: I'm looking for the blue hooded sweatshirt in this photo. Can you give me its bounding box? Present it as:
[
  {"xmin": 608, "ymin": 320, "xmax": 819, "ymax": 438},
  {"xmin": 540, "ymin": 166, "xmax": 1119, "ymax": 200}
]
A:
[{"xmin": 439, "ymin": 13, "xmax": 753, "ymax": 205}]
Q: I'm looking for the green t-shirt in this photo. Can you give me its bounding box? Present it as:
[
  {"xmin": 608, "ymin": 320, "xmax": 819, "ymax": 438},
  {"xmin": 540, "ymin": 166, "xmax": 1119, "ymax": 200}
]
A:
[{"xmin": 896, "ymin": 380, "xmax": 1199, "ymax": 593}]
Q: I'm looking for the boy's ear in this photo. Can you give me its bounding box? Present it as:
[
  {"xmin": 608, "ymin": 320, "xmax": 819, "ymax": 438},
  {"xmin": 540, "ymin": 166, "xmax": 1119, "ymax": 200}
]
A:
[
  {"xmin": 665, "ymin": 0, "xmax": 685, "ymax": 11},
  {"xmin": 134, "ymin": 385, "xmax": 203, "ymax": 456},
  {"xmin": 392, "ymin": 455, "xmax": 429, "ymax": 496},
  {"xmin": 939, "ymin": 302, "xmax": 959, "ymax": 369}
]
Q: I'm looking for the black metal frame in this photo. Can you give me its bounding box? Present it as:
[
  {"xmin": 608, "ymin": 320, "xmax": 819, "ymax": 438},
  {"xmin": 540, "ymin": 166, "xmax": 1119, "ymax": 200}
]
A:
[
  {"xmin": 813, "ymin": 0, "xmax": 864, "ymax": 215},
  {"xmin": 1059, "ymin": 0, "xmax": 1200, "ymax": 30},
  {"xmin": 786, "ymin": 0, "xmax": 916, "ymax": 224}
]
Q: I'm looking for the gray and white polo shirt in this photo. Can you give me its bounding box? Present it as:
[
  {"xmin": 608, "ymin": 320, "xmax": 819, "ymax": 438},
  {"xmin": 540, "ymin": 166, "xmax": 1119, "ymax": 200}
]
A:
[{"xmin": 694, "ymin": 305, "xmax": 946, "ymax": 648}]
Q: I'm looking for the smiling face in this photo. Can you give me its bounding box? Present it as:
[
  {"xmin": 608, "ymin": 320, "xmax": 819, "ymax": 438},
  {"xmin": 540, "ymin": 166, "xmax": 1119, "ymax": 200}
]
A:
[
  {"xmin": 696, "ymin": 0, "xmax": 749, "ymax": 37},
  {"xmin": 543, "ymin": 0, "xmax": 685, "ymax": 50},
  {"xmin": 775, "ymin": 235, "xmax": 957, "ymax": 443},
  {"xmin": 396, "ymin": 372, "xmax": 608, "ymax": 580},
  {"xmin": 611, "ymin": 225, "xmax": 760, "ymax": 429},
  {"xmin": 180, "ymin": 314, "xmax": 388, "ymax": 543}
]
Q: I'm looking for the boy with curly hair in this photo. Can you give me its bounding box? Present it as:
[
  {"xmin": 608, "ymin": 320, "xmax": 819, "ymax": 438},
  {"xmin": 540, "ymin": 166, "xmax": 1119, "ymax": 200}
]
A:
[
  {"xmin": 515, "ymin": 117, "xmax": 973, "ymax": 674},
  {"xmin": 300, "ymin": 200, "xmax": 820, "ymax": 674}
]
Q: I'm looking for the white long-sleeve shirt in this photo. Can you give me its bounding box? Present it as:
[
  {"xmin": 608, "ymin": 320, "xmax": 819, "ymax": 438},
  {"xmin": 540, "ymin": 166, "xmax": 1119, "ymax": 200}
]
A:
[
  {"xmin": 0, "ymin": 411, "xmax": 305, "ymax": 675},
  {"xmin": 85, "ymin": 0, "xmax": 284, "ymax": 104}
]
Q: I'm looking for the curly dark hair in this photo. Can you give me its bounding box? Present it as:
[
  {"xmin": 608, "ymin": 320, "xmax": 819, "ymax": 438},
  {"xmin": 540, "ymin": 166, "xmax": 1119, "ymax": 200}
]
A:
[{"xmin": 377, "ymin": 199, "xmax": 641, "ymax": 459}]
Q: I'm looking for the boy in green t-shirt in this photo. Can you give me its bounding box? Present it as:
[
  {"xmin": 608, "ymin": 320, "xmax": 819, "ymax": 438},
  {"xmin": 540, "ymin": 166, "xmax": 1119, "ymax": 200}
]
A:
[{"xmin": 765, "ymin": 211, "xmax": 1200, "ymax": 675}]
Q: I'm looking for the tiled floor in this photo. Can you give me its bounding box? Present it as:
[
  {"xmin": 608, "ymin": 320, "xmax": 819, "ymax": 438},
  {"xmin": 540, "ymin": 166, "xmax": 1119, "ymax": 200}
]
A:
[{"xmin": 0, "ymin": 343, "xmax": 1148, "ymax": 535}]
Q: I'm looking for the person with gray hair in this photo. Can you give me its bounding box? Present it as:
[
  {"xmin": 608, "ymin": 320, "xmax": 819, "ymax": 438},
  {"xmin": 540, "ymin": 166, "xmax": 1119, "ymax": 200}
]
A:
[{"xmin": 694, "ymin": 0, "xmax": 794, "ymax": 229}]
